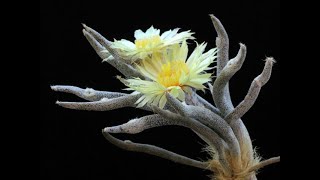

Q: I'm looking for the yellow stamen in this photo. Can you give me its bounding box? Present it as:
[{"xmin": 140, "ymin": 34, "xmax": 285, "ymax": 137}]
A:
[
  {"xmin": 157, "ymin": 60, "xmax": 189, "ymax": 87},
  {"xmin": 135, "ymin": 35, "xmax": 162, "ymax": 49}
]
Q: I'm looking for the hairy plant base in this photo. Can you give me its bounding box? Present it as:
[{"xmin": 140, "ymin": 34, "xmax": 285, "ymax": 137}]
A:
[
  {"xmin": 204, "ymin": 139, "xmax": 261, "ymax": 180},
  {"xmin": 208, "ymin": 157, "xmax": 257, "ymax": 180}
]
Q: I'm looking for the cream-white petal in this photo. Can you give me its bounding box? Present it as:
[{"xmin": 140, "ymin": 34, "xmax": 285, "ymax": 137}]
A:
[
  {"xmin": 134, "ymin": 29, "xmax": 146, "ymax": 39},
  {"xmin": 159, "ymin": 94, "xmax": 167, "ymax": 109}
]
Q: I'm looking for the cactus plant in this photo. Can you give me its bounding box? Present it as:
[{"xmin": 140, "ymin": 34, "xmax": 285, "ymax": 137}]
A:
[{"xmin": 51, "ymin": 15, "xmax": 280, "ymax": 180}]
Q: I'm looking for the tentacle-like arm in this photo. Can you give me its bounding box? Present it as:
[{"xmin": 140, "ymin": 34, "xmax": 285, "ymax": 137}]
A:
[
  {"xmin": 167, "ymin": 94, "xmax": 239, "ymax": 150},
  {"xmin": 101, "ymin": 130, "xmax": 209, "ymax": 170},
  {"xmin": 151, "ymin": 106, "xmax": 231, "ymax": 174},
  {"xmin": 104, "ymin": 108, "xmax": 231, "ymax": 173},
  {"xmin": 82, "ymin": 26, "xmax": 143, "ymax": 79},
  {"xmin": 51, "ymin": 85, "xmax": 170, "ymax": 112},
  {"xmin": 210, "ymin": 15, "xmax": 229, "ymax": 73},
  {"xmin": 82, "ymin": 24, "xmax": 131, "ymax": 65},
  {"xmin": 105, "ymin": 114, "xmax": 177, "ymax": 134},
  {"xmin": 194, "ymin": 93, "xmax": 221, "ymax": 115},
  {"xmin": 208, "ymin": 19, "xmax": 256, "ymax": 168},
  {"xmin": 225, "ymin": 58, "xmax": 275, "ymax": 124},
  {"xmin": 51, "ymin": 85, "xmax": 126, "ymax": 101},
  {"xmin": 211, "ymin": 43, "xmax": 247, "ymax": 115},
  {"xmin": 82, "ymin": 24, "xmax": 117, "ymax": 59},
  {"xmin": 106, "ymin": 112, "xmax": 227, "ymax": 151},
  {"xmin": 234, "ymin": 156, "xmax": 280, "ymax": 178},
  {"xmin": 247, "ymin": 156, "xmax": 280, "ymax": 173},
  {"xmin": 82, "ymin": 28, "xmax": 108, "ymax": 59},
  {"xmin": 165, "ymin": 93, "xmax": 240, "ymax": 168},
  {"xmin": 210, "ymin": 17, "xmax": 255, "ymax": 166},
  {"xmin": 210, "ymin": 14, "xmax": 234, "ymax": 117},
  {"xmin": 56, "ymin": 94, "xmax": 151, "ymax": 111}
]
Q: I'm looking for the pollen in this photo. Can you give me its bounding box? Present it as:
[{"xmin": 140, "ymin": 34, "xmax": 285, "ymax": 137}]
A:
[
  {"xmin": 157, "ymin": 60, "xmax": 189, "ymax": 88},
  {"xmin": 135, "ymin": 35, "xmax": 162, "ymax": 49}
]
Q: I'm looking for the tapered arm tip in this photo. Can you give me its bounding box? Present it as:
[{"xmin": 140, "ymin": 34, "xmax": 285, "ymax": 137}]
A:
[{"xmin": 50, "ymin": 85, "xmax": 57, "ymax": 91}]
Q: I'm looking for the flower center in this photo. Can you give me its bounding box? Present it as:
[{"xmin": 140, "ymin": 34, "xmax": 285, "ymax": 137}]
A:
[
  {"xmin": 157, "ymin": 60, "xmax": 189, "ymax": 88},
  {"xmin": 135, "ymin": 35, "xmax": 162, "ymax": 49}
]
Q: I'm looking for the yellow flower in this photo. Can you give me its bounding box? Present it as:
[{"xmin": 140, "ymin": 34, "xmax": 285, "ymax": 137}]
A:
[
  {"xmin": 111, "ymin": 26, "xmax": 194, "ymax": 62},
  {"xmin": 120, "ymin": 41, "xmax": 217, "ymax": 108}
]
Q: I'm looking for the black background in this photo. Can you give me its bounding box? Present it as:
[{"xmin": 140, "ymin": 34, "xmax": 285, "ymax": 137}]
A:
[{"xmin": 40, "ymin": 1, "xmax": 280, "ymax": 179}]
